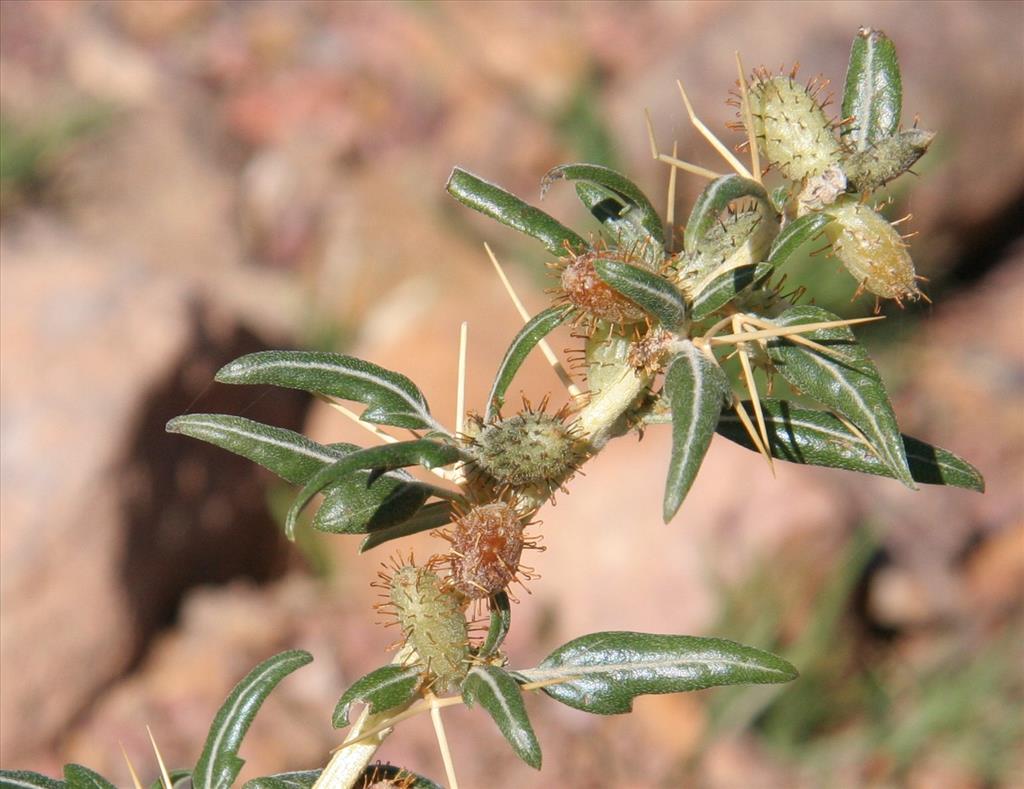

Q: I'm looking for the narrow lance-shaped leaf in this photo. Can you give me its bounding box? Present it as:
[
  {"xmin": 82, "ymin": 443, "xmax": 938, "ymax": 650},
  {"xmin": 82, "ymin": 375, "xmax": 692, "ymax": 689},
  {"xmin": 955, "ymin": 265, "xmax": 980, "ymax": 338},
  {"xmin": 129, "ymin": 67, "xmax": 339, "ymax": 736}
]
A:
[
  {"xmin": 167, "ymin": 416, "xmax": 433, "ymax": 538},
  {"xmin": 479, "ymin": 591, "xmax": 512, "ymax": 659},
  {"xmin": 765, "ymin": 305, "xmax": 915, "ymax": 487},
  {"xmin": 462, "ymin": 665, "xmax": 542, "ymax": 769},
  {"xmin": 683, "ymin": 175, "xmax": 772, "ymax": 255},
  {"xmin": 446, "ymin": 167, "xmax": 586, "ymax": 256},
  {"xmin": 690, "ymin": 263, "xmax": 773, "ymax": 321},
  {"xmin": 842, "ymin": 27, "xmax": 902, "ymax": 151},
  {"xmin": 486, "ymin": 306, "xmax": 572, "ymax": 421},
  {"xmin": 593, "ymin": 258, "xmax": 687, "ymax": 329},
  {"xmin": 333, "ymin": 665, "xmax": 423, "ymax": 728},
  {"xmin": 192, "ymin": 650, "xmax": 313, "ymax": 789},
  {"xmin": 717, "ymin": 399, "xmax": 984, "ymax": 492},
  {"xmin": 166, "ymin": 414, "xmax": 346, "ymax": 485},
  {"xmin": 359, "ymin": 501, "xmax": 455, "ymax": 553},
  {"xmin": 574, "ymin": 182, "xmax": 661, "ymax": 266},
  {"xmin": 242, "ymin": 770, "xmax": 321, "ymax": 789},
  {"xmin": 767, "ymin": 212, "xmax": 831, "ymax": 268},
  {"xmin": 517, "ymin": 631, "xmax": 797, "ymax": 715},
  {"xmin": 287, "ymin": 440, "xmax": 464, "ymax": 539},
  {"xmin": 663, "ymin": 342, "xmax": 731, "ymax": 522},
  {"xmin": 543, "ymin": 163, "xmax": 664, "ymax": 247},
  {"xmin": 0, "ymin": 771, "xmax": 66, "ymax": 789},
  {"xmin": 216, "ymin": 351, "xmax": 442, "ymax": 432},
  {"xmin": 62, "ymin": 766, "xmax": 116, "ymax": 789}
]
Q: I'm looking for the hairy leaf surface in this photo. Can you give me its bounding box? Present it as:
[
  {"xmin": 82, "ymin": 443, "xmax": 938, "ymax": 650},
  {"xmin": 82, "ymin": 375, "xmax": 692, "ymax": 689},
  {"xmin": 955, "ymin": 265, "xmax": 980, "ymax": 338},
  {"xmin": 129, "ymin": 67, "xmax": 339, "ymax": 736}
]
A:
[
  {"xmin": 333, "ymin": 665, "xmax": 422, "ymax": 728},
  {"xmin": 842, "ymin": 27, "xmax": 902, "ymax": 151},
  {"xmin": 593, "ymin": 258, "xmax": 687, "ymax": 328},
  {"xmin": 463, "ymin": 666, "xmax": 541, "ymax": 769}
]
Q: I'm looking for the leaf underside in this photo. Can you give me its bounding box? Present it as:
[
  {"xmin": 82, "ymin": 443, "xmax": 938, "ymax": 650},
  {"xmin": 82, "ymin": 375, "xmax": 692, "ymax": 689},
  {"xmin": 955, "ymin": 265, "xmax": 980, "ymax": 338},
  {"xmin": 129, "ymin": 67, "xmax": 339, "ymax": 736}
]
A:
[{"xmin": 463, "ymin": 665, "xmax": 542, "ymax": 769}]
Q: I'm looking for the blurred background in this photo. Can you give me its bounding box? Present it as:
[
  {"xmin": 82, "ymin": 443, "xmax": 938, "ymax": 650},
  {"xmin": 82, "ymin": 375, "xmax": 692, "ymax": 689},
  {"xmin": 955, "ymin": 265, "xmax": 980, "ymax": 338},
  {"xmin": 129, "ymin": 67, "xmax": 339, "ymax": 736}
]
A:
[{"xmin": 1, "ymin": 1, "xmax": 1022, "ymax": 787}]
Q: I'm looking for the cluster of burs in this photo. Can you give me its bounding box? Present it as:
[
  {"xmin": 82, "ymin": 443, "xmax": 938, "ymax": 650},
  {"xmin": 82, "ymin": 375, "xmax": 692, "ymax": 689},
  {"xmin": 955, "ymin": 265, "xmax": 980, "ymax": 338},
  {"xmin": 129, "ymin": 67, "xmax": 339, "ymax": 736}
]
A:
[{"xmin": 367, "ymin": 28, "xmax": 937, "ymax": 693}]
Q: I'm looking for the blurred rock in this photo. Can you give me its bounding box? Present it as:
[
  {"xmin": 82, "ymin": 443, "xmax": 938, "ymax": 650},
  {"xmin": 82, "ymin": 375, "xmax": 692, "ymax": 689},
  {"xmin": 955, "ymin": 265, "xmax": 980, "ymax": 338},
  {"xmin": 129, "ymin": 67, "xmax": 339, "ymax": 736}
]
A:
[{"xmin": 0, "ymin": 215, "xmax": 305, "ymax": 762}]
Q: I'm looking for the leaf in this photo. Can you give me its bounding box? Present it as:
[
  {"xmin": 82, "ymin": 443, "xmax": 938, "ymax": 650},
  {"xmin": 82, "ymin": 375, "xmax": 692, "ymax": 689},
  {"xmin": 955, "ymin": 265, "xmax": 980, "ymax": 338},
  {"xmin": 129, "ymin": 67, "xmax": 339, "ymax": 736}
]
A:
[
  {"xmin": 462, "ymin": 665, "xmax": 542, "ymax": 769},
  {"xmin": 519, "ymin": 631, "xmax": 797, "ymax": 715},
  {"xmin": 479, "ymin": 592, "xmax": 512, "ymax": 659},
  {"xmin": 242, "ymin": 771, "xmax": 320, "ymax": 789},
  {"xmin": 287, "ymin": 440, "xmax": 463, "ymax": 540},
  {"xmin": 192, "ymin": 650, "xmax": 313, "ymax": 789},
  {"xmin": 166, "ymin": 414, "xmax": 346, "ymax": 485},
  {"xmin": 663, "ymin": 342, "xmax": 731, "ymax": 522},
  {"xmin": 690, "ymin": 263, "xmax": 773, "ymax": 320},
  {"xmin": 767, "ymin": 212, "xmax": 831, "ymax": 268},
  {"xmin": 842, "ymin": 27, "xmax": 902, "ymax": 151},
  {"xmin": 683, "ymin": 175, "xmax": 772, "ymax": 255},
  {"xmin": 333, "ymin": 665, "xmax": 423, "ymax": 728},
  {"xmin": 593, "ymin": 258, "xmax": 687, "ymax": 329},
  {"xmin": 717, "ymin": 399, "xmax": 984, "ymax": 491},
  {"xmin": 147, "ymin": 772, "xmax": 192, "ymax": 789},
  {"xmin": 359, "ymin": 501, "xmax": 455, "ymax": 552},
  {"xmin": 0, "ymin": 771, "xmax": 65, "ymax": 789},
  {"xmin": 765, "ymin": 305, "xmax": 914, "ymax": 487},
  {"xmin": 216, "ymin": 351, "xmax": 441, "ymax": 432},
  {"xmin": 542, "ymin": 163, "xmax": 664, "ymax": 247},
  {"xmin": 62, "ymin": 767, "xmax": 115, "ymax": 789},
  {"xmin": 486, "ymin": 306, "xmax": 572, "ymax": 421},
  {"xmin": 573, "ymin": 182, "xmax": 661, "ymax": 265},
  {"xmin": 446, "ymin": 167, "xmax": 586, "ymax": 256},
  {"xmin": 312, "ymin": 474, "xmax": 430, "ymax": 535}
]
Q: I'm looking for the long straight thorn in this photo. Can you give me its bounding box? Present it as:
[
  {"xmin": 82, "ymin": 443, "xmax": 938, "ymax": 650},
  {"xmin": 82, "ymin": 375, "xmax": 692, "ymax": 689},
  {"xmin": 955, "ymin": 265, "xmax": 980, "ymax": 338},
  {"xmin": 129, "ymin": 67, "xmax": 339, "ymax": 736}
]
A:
[
  {"xmin": 644, "ymin": 108, "xmax": 659, "ymax": 160},
  {"xmin": 657, "ymin": 152, "xmax": 721, "ymax": 181},
  {"xmin": 677, "ymin": 80, "xmax": 753, "ymax": 179},
  {"xmin": 455, "ymin": 321, "xmax": 468, "ymax": 436},
  {"xmin": 121, "ymin": 744, "xmax": 145, "ymax": 789},
  {"xmin": 147, "ymin": 726, "xmax": 173, "ymax": 789},
  {"xmin": 427, "ymin": 692, "xmax": 460, "ymax": 789},
  {"xmin": 733, "ymin": 318, "xmax": 773, "ymax": 474},
  {"xmin": 666, "ymin": 140, "xmax": 679, "ymax": 247},
  {"xmin": 484, "ymin": 243, "xmax": 583, "ymax": 401},
  {"xmin": 735, "ymin": 51, "xmax": 762, "ymax": 182},
  {"xmin": 733, "ymin": 399, "xmax": 772, "ymax": 465}
]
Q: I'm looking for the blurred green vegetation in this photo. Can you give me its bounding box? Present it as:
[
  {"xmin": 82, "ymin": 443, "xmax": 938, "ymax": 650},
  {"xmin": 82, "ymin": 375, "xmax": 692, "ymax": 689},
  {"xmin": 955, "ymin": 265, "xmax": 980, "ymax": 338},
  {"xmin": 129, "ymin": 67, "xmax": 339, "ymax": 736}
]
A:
[{"xmin": 702, "ymin": 528, "xmax": 1023, "ymax": 786}]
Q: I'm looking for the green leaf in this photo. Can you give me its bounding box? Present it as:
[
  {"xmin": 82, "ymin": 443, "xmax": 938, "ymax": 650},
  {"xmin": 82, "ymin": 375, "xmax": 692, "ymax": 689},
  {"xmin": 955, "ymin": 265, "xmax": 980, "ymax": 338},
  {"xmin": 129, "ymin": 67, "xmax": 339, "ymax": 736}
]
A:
[
  {"xmin": 841, "ymin": 27, "xmax": 902, "ymax": 151},
  {"xmin": 333, "ymin": 665, "xmax": 423, "ymax": 728},
  {"xmin": 446, "ymin": 167, "xmax": 586, "ymax": 256},
  {"xmin": 543, "ymin": 163, "xmax": 664, "ymax": 247},
  {"xmin": 573, "ymin": 182, "xmax": 661, "ymax": 265},
  {"xmin": 147, "ymin": 772, "xmax": 192, "ymax": 789},
  {"xmin": 359, "ymin": 501, "xmax": 455, "ymax": 552},
  {"xmin": 463, "ymin": 665, "xmax": 542, "ymax": 769},
  {"xmin": 844, "ymin": 128, "xmax": 935, "ymax": 192},
  {"xmin": 519, "ymin": 631, "xmax": 797, "ymax": 715},
  {"xmin": 166, "ymin": 414, "xmax": 346, "ymax": 485},
  {"xmin": 356, "ymin": 766, "xmax": 442, "ymax": 789},
  {"xmin": 479, "ymin": 592, "xmax": 512, "ymax": 659},
  {"xmin": 486, "ymin": 306, "xmax": 572, "ymax": 421},
  {"xmin": 767, "ymin": 212, "xmax": 831, "ymax": 268},
  {"xmin": 663, "ymin": 342, "xmax": 731, "ymax": 522},
  {"xmin": 192, "ymin": 650, "xmax": 313, "ymax": 789},
  {"xmin": 242, "ymin": 771, "xmax": 320, "ymax": 789},
  {"xmin": 683, "ymin": 175, "xmax": 772, "ymax": 255},
  {"xmin": 312, "ymin": 473, "xmax": 430, "ymax": 535},
  {"xmin": 690, "ymin": 263, "xmax": 772, "ymax": 320},
  {"xmin": 62, "ymin": 767, "xmax": 114, "ymax": 789},
  {"xmin": 216, "ymin": 351, "xmax": 441, "ymax": 432},
  {"xmin": 593, "ymin": 258, "xmax": 687, "ymax": 329},
  {"xmin": 0, "ymin": 771, "xmax": 65, "ymax": 789},
  {"xmin": 765, "ymin": 305, "xmax": 914, "ymax": 487},
  {"xmin": 717, "ymin": 399, "xmax": 984, "ymax": 491},
  {"xmin": 287, "ymin": 440, "xmax": 463, "ymax": 540}
]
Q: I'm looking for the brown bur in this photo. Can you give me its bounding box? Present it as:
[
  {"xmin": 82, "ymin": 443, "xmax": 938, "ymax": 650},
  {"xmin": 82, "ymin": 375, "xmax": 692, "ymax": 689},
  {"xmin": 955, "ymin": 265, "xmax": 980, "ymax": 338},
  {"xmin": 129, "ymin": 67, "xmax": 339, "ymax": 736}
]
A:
[{"xmin": 443, "ymin": 502, "xmax": 539, "ymax": 600}]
